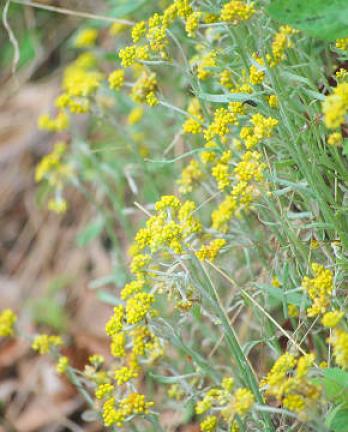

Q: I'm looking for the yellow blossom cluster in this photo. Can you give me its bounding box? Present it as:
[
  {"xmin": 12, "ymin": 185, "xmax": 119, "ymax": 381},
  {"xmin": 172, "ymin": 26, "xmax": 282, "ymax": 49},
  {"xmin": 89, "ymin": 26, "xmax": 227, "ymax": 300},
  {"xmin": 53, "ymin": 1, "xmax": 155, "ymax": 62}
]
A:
[
  {"xmin": 220, "ymin": 1, "xmax": 255, "ymax": 24},
  {"xmin": 330, "ymin": 329, "xmax": 348, "ymax": 369},
  {"xmin": 267, "ymin": 25, "xmax": 297, "ymax": 67},
  {"xmin": 35, "ymin": 141, "xmax": 73, "ymax": 214},
  {"xmin": 322, "ymin": 82, "xmax": 348, "ymax": 129},
  {"xmin": 56, "ymin": 356, "xmax": 69, "ymax": 374},
  {"xmin": 261, "ymin": 353, "xmax": 320, "ymax": 414},
  {"xmin": 196, "ymin": 378, "xmax": 254, "ymax": 430},
  {"xmin": 212, "ymin": 150, "xmax": 265, "ymax": 232},
  {"xmin": 32, "ymin": 334, "xmax": 63, "ymax": 354},
  {"xmin": 102, "ymin": 392, "xmax": 154, "ymax": 428},
  {"xmin": 301, "ymin": 263, "xmax": 334, "ymax": 317},
  {"xmin": 74, "ymin": 28, "xmax": 98, "ymax": 48},
  {"xmin": 177, "ymin": 159, "xmax": 204, "ymax": 194},
  {"xmin": 0, "ymin": 309, "xmax": 17, "ymax": 337},
  {"xmin": 240, "ymin": 114, "xmax": 278, "ymax": 149},
  {"xmin": 336, "ymin": 37, "xmax": 348, "ymax": 51},
  {"xmin": 196, "ymin": 239, "xmax": 226, "ymax": 261}
]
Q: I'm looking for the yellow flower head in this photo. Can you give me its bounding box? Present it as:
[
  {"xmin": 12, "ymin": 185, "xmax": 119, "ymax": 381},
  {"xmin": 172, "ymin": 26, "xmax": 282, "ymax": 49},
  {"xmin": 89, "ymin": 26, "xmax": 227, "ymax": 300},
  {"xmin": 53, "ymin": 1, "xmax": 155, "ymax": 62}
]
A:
[
  {"xmin": 74, "ymin": 28, "xmax": 98, "ymax": 48},
  {"xmin": 0, "ymin": 309, "xmax": 17, "ymax": 337}
]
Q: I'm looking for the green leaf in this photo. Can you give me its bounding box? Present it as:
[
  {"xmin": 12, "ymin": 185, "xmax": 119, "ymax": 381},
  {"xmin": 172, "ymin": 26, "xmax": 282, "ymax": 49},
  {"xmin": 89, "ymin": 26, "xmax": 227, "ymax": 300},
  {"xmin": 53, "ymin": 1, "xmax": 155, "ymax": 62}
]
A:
[
  {"xmin": 342, "ymin": 139, "xmax": 348, "ymax": 157},
  {"xmin": 76, "ymin": 217, "xmax": 104, "ymax": 247},
  {"xmin": 267, "ymin": 0, "xmax": 348, "ymax": 41},
  {"xmin": 326, "ymin": 404, "xmax": 348, "ymax": 432},
  {"xmin": 322, "ymin": 368, "xmax": 348, "ymax": 403},
  {"xmin": 197, "ymin": 92, "xmax": 258, "ymax": 104},
  {"xmin": 110, "ymin": 0, "xmax": 147, "ymax": 17},
  {"xmin": 257, "ymin": 284, "xmax": 309, "ymax": 307},
  {"xmin": 97, "ymin": 290, "xmax": 122, "ymax": 306}
]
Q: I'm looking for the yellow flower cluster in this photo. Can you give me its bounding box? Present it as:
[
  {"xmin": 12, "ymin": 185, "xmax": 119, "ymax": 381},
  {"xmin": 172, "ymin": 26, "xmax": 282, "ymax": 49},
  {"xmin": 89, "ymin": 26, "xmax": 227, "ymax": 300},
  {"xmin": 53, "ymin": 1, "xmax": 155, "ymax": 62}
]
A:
[
  {"xmin": 32, "ymin": 334, "xmax": 63, "ymax": 354},
  {"xmin": 131, "ymin": 71, "xmax": 158, "ymax": 106},
  {"xmin": 182, "ymin": 98, "xmax": 204, "ymax": 134},
  {"xmin": 35, "ymin": 142, "xmax": 73, "ymax": 213},
  {"xmin": 330, "ymin": 329, "xmax": 348, "ymax": 369},
  {"xmin": 38, "ymin": 110, "xmax": 69, "ymax": 132},
  {"xmin": 249, "ymin": 54, "xmax": 265, "ymax": 85},
  {"xmin": 197, "ymin": 50, "xmax": 217, "ymax": 81},
  {"xmin": 132, "ymin": 195, "xmax": 201, "ymax": 256},
  {"xmin": 322, "ymin": 82, "xmax": 348, "ymax": 129},
  {"xmin": 261, "ymin": 353, "xmax": 320, "ymax": 414},
  {"xmin": 102, "ymin": 392, "xmax": 154, "ymax": 428},
  {"xmin": 56, "ymin": 356, "xmax": 69, "ymax": 374},
  {"xmin": 108, "ymin": 69, "xmax": 125, "ymax": 90},
  {"xmin": 267, "ymin": 25, "xmax": 297, "ymax": 67},
  {"xmin": 186, "ymin": 11, "xmax": 202, "ymax": 37},
  {"xmin": 302, "ymin": 263, "xmax": 334, "ymax": 317},
  {"xmin": 212, "ymin": 152, "xmax": 265, "ymax": 231},
  {"xmin": 196, "ymin": 239, "xmax": 226, "ymax": 261},
  {"xmin": 35, "ymin": 142, "xmax": 72, "ymax": 187},
  {"xmin": 196, "ymin": 379, "xmax": 254, "ymax": 430},
  {"xmin": 200, "ymin": 415, "xmax": 217, "ymax": 432},
  {"xmin": 336, "ymin": 37, "xmax": 348, "ymax": 51},
  {"xmin": 321, "ymin": 310, "xmax": 344, "ymax": 328},
  {"xmin": 74, "ymin": 28, "xmax": 98, "ymax": 48},
  {"xmin": 0, "ymin": 309, "xmax": 17, "ymax": 337},
  {"xmin": 205, "ymin": 108, "xmax": 237, "ymax": 141},
  {"xmin": 220, "ymin": 1, "xmax": 255, "ymax": 24},
  {"xmin": 177, "ymin": 159, "xmax": 204, "ymax": 194},
  {"xmin": 211, "ymin": 150, "xmax": 232, "ymax": 190},
  {"xmin": 240, "ymin": 114, "xmax": 278, "ymax": 149}
]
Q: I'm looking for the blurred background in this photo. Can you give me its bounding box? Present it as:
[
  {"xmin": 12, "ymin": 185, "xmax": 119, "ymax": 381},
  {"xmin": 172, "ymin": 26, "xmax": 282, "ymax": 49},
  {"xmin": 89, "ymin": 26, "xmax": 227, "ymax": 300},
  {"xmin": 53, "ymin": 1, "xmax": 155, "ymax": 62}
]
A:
[{"xmin": 0, "ymin": 2, "xmax": 124, "ymax": 431}]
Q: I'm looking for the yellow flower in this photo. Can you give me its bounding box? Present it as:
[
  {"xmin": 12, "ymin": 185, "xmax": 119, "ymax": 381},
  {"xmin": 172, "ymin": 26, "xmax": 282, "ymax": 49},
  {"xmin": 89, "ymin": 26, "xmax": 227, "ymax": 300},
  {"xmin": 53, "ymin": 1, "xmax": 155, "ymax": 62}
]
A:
[
  {"xmin": 108, "ymin": 69, "xmax": 125, "ymax": 90},
  {"xmin": 288, "ymin": 304, "xmax": 299, "ymax": 318},
  {"xmin": 128, "ymin": 107, "xmax": 144, "ymax": 125},
  {"xmin": 110, "ymin": 332, "xmax": 126, "ymax": 357},
  {"xmin": 220, "ymin": 1, "xmax": 255, "ymax": 23},
  {"xmin": 302, "ymin": 263, "xmax": 334, "ymax": 317},
  {"xmin": 185, "ymin": 12, "xmax": 201, "ymax": 37},
  {"xmin": 74, "ymin": 28, "xmax": 98, "ymax": 48},
  {"xmin": 330, "ymin": 329, "xmax": 348, "ymax": 369},
  {"xmin": 196, "ymin": 239, "xmax": 226, "ymax": 261},
  {"xmin": 0, "ymin": 309, "xmax": 17, "ymax": 337},
  {"xmin": 322, "ymin": 82, "xmax": 348, "ymax": 129},
  {"xmin": 327, "ymin": 132, "xmax": 343, "ymax": 146},
  {"xmin": 131, "ymin": 72, "xmax": 158, "ymax": 105},
  {"xmin": 321, "ymin": 310, "xmax": 344, "ymax": 328},
  {"xmin": 120, "ymin": 392, "xmax": 154, "ymax": 416},
  {"xmin": 267, "ymin": 25, "xmax": 297, "ymax": 67},
  {"xmin": 95, "ymin": 383, "xmax": 114, "ymax": 400},
  {"xmin": 105, "ymin": 305, "xmax": 124, "ymax": 336},
  {"xmin": 48, "ymin": 197, "xmax": 68, "ymax": 214},
  {"xmin": 221, "ymin": 377, "xmax": 234, "ymax": 392},
  {"xmin": 38, "ymin": 111, "xmax": 69, "ymax": 132},
  {"xmin": 114, "ymin": 365, "xmax": 138, "ymax": 385},
  {"xmin": 231, "ymin": 387, "xmax": 254, "ymax": 416},
  {"xmin": 126, "ymin": 292, "xmax": 155, "ymax": 324},
  {"xmin": 32, "ymin": 334, "xmax": 63, "ymax": 354},
  {"xmin": 197, "ymin": 50, "xmax": 217, "ymax": 81},
  {"xmin": 132, "ymin": 21, "xmax": 147, "ymax": 43},
  {"xmin": 89, "ymin": 354, "xmax": 104, "ymax": 366},
  {"xmin": 177, "ymin": 159, "xmax": 203, "ymax": 194},
  {"xmin": 336, "ymin": 37, "xmax": 348, "ymax": 51},
  {"xmin": 102, "ymin": 397, "xmax": 125, "ymax": 427},
  {"xmin": 56, "ymin": 356, "xmax": 69, "ymax": 374},
  {"xmin": 268, "ymin": 95, "xmax": 278, "ymax": 108},
  {"xmin": 200, "ymin": 415, "xmax": 217, "ymax": 432}
]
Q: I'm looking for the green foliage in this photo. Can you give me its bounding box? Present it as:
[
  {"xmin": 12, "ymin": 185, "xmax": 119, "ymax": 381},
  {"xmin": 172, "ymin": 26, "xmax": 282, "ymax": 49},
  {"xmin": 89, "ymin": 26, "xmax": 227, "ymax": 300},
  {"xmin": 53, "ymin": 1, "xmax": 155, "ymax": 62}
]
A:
[
  {"xmin": 322, "ymin": 368, "xmax": 348, "ymax": 404},
  {"xmin": 326, "ymin": 404, "xmax": 348, "ymax": 432},
  {"xmin": 267, "ymin": 0, "xmax": 348, "ymax": 40}
]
